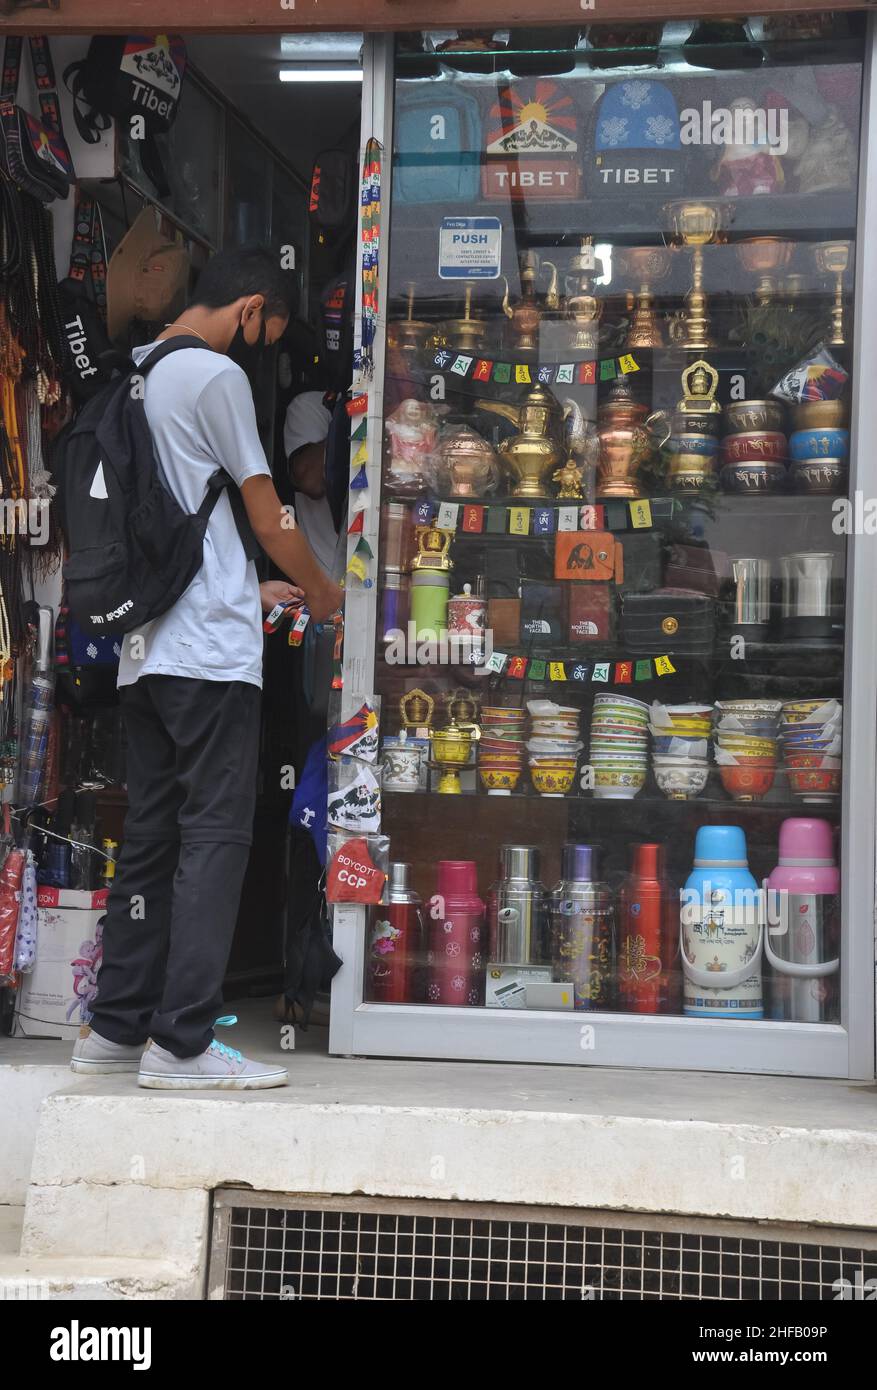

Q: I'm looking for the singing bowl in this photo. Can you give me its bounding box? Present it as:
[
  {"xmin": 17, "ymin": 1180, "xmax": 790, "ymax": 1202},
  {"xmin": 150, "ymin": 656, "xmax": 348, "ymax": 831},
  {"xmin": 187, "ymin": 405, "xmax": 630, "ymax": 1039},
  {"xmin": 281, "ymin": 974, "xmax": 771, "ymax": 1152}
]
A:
[
  {"xmin": 789, "ymin": 428, "xmax": 849, "ymax": 461},
  {"xmin": 721, "ymin": 431, "xmax": 787, "ymax": 464},
  {"xmin": 720, "ymin": 462, "xmax": 787, "ymax": 493},
  {"xmin": 724, "ymin": 399, "xmax": 785, "ymax": 434},
  {"xmin": 668, "ymin": 433, "xmax": 720, "ymax": 457},
  {"xmin": 790, "ymin": 458, "xmax": 847, "ymax": 495},
  {"xmin": 792, "ymin": 399, "xmax": 848, "ymax": 430}
]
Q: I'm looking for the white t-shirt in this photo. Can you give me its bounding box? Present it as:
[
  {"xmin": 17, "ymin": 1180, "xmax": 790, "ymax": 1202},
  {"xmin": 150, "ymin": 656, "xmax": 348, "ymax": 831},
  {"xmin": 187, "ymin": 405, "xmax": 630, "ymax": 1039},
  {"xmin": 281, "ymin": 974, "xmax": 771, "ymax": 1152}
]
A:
[
  {"xmin": 283, "ymin": 390, "xmax": 345, "ymax": 583},
  {"xmin": 117, "ymin": 343, "xmax": 271, "ymax": 690}
]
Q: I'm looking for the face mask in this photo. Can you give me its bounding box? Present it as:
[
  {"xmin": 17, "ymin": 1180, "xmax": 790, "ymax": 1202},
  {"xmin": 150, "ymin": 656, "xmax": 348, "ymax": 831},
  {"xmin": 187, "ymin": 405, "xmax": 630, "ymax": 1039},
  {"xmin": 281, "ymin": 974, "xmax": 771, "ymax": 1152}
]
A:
[{"xmin": 227, "ymin": 312, "xmax": 267, "ymax": 385}]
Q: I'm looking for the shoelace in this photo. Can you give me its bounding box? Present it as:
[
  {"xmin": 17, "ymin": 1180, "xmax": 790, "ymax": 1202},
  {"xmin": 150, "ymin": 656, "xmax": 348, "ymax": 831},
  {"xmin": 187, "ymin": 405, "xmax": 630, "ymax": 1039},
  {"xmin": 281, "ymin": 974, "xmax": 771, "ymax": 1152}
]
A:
[{"xmin": 211, "ymin": 1014, "xmax": 242, "ymax": 1063}]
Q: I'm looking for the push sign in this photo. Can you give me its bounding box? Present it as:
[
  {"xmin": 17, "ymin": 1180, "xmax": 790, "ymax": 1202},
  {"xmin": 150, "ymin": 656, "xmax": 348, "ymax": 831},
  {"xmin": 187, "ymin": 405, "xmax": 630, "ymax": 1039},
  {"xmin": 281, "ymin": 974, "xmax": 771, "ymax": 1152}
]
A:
[{"xmin": 439, "ymin": 216, "xmax": 502, "ymax": 280}]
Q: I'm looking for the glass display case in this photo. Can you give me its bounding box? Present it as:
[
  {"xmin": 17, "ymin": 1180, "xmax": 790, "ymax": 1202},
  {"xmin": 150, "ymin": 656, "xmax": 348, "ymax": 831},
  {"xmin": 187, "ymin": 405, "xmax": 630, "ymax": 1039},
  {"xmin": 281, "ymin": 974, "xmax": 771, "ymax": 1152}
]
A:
[{"xmin": 329, "ymin": 20, "xmax": 877, "ymax": 1077}]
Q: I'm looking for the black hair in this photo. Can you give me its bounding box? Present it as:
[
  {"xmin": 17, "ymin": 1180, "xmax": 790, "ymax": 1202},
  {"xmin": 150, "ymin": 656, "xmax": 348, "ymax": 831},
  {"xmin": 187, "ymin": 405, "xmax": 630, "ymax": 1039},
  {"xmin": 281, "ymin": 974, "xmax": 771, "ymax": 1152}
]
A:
[{"xmin": 189, "ymin": 245, "xmax": 297, "ymax": 319}]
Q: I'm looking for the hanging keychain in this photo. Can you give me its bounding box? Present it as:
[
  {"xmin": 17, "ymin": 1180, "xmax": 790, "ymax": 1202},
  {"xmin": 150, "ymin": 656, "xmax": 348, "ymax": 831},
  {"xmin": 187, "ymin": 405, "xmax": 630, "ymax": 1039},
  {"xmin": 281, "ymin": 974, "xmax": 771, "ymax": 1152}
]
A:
[{"xmin": 354, "ymin": 137, "xmax": 382, "ymax": 380}]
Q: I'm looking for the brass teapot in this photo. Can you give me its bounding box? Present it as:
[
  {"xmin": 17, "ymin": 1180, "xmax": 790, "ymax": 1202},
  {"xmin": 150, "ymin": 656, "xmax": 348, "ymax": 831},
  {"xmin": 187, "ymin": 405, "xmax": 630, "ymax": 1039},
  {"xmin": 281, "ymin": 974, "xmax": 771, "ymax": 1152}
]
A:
[
  {"xmin": 475, "ymin": 384, "xmax": 571, "ymax": 497},
  {"xmin": 500, "ymin": 251, "xmax": 559, "ymax": 354},
  {"xmin": 596, "ymin": 375, "xmax": 668, "ymax": 499}
]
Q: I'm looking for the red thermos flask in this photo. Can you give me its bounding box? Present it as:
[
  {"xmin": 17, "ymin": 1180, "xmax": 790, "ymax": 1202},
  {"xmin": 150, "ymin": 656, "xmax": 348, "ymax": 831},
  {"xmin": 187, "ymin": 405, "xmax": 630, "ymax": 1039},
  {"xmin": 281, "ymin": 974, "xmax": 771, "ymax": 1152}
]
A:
[
  {"xmin": 617, "ymin": 842, "xmax": 680, "ymax": 1014},
  {"xmin": 427, "ymin": 860, "xmax": 486, "ymax": 1007},
  {"xmin": 366, "ymin": 863, "xmax": 424, "ymax": 1003}
]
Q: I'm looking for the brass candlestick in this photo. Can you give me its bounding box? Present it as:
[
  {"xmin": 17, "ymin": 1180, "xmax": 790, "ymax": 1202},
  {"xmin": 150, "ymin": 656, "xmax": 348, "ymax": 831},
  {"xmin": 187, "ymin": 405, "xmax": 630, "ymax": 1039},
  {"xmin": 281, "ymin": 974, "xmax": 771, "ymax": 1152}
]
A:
[
  {"xmin": 621, "ymin": 246, "xmax": 670, "ymax": 349},
  {"xmin": 813, "ymin": 241, "xmax": 851, "ymax": 347},
  {"xmin": 391, "ymin": 283, "xmax": 432, "ymax": 352},
  {"xmin": 444, "ymin": 284, "xmax": 486, "ymax": 354},
  {"xmin": 665, "ymin": 200, "xmax": 727, "ymax": 351},
  {"xmin": 737, "ymin": 238, "xmax": 794, "ymax": 306}
]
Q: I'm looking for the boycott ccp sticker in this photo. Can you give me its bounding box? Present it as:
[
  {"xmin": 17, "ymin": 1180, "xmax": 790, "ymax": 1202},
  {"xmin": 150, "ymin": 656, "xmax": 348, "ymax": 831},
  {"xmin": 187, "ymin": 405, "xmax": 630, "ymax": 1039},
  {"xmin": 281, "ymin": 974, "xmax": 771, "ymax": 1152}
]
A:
[{"xmin": 327, "ymin": 836, "xmax": 386, "ymax": 903}]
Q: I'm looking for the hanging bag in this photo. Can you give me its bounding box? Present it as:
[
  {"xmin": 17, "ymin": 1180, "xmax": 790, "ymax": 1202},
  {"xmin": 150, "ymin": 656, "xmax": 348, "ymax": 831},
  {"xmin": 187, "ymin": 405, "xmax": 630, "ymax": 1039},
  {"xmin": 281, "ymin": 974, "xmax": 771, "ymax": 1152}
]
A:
[
  {"xmin": 57, "ymin": 192, "xmax": 117, "ymax": 404},
  {"xmin": 0, "ymin": 36, "xmax": 74, "ymax": 203}
]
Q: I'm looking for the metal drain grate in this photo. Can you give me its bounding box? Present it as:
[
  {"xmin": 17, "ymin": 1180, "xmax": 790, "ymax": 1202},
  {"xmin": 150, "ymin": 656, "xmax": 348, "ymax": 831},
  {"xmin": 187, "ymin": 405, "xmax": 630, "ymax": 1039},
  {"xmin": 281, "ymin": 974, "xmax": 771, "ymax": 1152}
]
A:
[{"xmin": 210, "ymin": 1194, "xmax": 877, "ymax": 1301}]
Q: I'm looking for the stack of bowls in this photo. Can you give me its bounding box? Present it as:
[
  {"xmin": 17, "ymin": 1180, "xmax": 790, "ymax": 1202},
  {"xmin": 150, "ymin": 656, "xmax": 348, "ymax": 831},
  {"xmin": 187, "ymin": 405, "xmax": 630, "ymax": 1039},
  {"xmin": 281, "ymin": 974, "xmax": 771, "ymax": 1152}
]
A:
[
  {"xmin": 478, "ymin": 705, "xmax": 526, "ymax": 795},
  {"xmin": 713, "ymin": 698, "xmax": 782, "ymax": 802},
  {"xmin": 526, "ymin": 700, "xmax": 583, "ymax": 797},
  {"xmin": 589, "ymin": 694, "xmax": 649, "ymax": 800},
  {"xmin": 720, "ymin": 399, "xmax": 787, "ymax": 494},
  {"xmin": 788, "ymin": 399, "xmax": 849, "ymax": 495},
  {"xmin": 779, "ymin": 698, "xmax": 842, "ymax": 802},
  {"xmin": 649, "ymin": 701, "xmax": 712, "ymax": 800}
]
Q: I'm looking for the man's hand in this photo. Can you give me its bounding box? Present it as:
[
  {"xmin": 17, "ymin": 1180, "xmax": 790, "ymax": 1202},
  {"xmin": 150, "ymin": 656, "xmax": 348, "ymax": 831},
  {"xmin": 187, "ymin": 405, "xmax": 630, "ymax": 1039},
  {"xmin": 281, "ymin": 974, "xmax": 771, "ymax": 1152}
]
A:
[{"xmin": 259, "ymin": 580, "xmax": 304, "ymax": 614}]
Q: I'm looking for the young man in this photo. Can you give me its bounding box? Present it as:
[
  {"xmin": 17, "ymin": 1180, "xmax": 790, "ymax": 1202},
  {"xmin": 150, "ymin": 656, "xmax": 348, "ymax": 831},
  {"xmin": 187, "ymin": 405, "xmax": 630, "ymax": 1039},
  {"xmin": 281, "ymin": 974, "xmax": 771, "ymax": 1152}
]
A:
[{"xmin": 71, "ymin": 247, "xmax": 342, "ymax": 1090}]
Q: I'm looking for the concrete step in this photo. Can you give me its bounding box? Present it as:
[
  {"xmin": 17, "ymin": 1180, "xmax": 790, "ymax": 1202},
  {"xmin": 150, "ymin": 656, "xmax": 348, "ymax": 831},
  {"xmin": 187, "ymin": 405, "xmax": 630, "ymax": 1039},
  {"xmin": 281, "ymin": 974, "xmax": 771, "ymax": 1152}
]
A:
[{"xmin": 0, "ymin": 1253, "xmax": 199, "ymax": 1300}]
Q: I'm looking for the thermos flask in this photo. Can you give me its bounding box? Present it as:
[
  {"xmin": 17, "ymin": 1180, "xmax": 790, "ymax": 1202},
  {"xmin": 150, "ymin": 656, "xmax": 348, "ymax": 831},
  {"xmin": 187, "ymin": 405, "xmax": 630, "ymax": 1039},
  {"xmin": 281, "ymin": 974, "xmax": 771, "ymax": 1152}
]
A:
[
  {"xmin": 427, "ymin": 860, "xmax": 485, "ymax": 1007},
  {"xmin": 487, "ymin": 845, "xmax": 546, "ymax": 965},
  {"xmin": 617, "ymin": 842, "xmax": 680, "ymax": 1014},
  {"xmin": 366, "ymin": 862, "xmax": 423, "ymax": 1004},
  {"xmin": 765, "ymin": 818, "xmax": 840, "ymax": 1024},
  {"xmin": 680, "ymin": 824, "xmax": 764, "ymax": 1019},
  {"xmin": 547, "ymin": 843, "xmax": 613, "ymax": 1011}
]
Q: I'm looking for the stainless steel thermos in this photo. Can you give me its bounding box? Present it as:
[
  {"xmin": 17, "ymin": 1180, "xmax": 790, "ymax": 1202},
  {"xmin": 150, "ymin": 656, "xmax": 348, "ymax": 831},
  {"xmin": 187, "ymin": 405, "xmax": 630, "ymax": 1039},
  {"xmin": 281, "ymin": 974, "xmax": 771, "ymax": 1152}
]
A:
[
  {"xmin": 488, "ymin": 845, "xmax": 546, "ymax": 964},
  {"xmin": 547, "ymin": 843, "xmax": 614, "ymax": 1011}
]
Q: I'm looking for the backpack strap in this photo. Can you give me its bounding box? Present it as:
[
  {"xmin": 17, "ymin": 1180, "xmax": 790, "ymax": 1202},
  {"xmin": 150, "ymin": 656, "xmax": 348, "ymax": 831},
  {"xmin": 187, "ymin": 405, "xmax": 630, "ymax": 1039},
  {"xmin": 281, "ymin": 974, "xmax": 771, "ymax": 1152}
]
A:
[
  {"xmin": 28, "ymin": 37, "xmax": 65, "ymax": 140},
  {"xmin": 62, "ymin": 57, "xmax": 111, "ymax": 146},
  {"xmin": 1, "ymin": 37, "xmax": 21, "ymax": 104}
]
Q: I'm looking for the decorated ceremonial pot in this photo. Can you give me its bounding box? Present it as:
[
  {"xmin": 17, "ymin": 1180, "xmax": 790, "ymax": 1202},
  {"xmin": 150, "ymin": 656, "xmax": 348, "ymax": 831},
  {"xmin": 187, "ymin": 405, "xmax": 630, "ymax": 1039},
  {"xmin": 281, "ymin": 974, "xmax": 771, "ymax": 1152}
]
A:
[{"xmin": 476, "ymin": 384, "xmax": 569, "ymax": 496}]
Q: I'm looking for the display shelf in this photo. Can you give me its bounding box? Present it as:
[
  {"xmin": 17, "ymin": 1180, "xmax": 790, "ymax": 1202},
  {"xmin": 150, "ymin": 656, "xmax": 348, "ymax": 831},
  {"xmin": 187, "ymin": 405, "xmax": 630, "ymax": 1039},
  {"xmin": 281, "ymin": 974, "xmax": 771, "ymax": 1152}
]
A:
[{"xmin": 383, "ymin": 789, "xmax": 831, "ymax": 811}]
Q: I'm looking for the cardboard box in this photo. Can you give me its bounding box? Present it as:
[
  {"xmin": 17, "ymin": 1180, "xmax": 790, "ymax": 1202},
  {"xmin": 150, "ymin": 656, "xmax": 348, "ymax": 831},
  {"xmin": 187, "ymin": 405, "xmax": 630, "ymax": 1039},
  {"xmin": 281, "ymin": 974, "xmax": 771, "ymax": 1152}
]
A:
[{"xmin": 14, "ymin": 888, "xmax": 107, "ymax": 1040}]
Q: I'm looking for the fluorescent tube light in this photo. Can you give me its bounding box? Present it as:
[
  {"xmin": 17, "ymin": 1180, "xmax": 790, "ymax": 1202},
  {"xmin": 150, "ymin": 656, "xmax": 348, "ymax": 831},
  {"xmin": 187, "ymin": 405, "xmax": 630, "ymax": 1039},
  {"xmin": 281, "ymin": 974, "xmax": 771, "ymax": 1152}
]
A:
[{"xmin": 279, "ymin": 68, "xmax": 362, "ymax": 83}]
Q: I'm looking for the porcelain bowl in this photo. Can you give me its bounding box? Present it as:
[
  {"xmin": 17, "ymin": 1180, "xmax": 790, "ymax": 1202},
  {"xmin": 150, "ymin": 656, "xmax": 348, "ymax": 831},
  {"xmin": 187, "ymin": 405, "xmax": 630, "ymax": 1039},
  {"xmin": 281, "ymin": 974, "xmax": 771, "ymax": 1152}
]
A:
[
  {"xmin": 593, "ymin": 765, "xmax": 646, "ymax": 799},
  {"xmin": 788, "ymin": 428, "xmax": 849, "ymax": 461},
  {"xmin": 724, "ymin": 399, "xmax": 785, "ymax": 434},
  {"xmin": 654, "ymin": 762, "xmax": 710, "ymax": 800},
  {"xmin": 479, "ymin": 767, "xmax": 522, "ymax": 792},
  {"xmin": 719, "ymin": 762, "xmax": 776, "ymax": 801},
  {"xmin": 530, "ymin": 763, "xmax": 577, "ymax": 795},
  {"xmin": 787, "ymin": 767, "xmax": 841, "ymax": 800}
]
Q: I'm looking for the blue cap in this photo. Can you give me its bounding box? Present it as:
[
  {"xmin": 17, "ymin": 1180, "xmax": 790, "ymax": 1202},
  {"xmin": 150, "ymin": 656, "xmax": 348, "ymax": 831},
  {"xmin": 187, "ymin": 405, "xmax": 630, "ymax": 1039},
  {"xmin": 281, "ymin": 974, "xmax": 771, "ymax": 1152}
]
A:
[
  {"xmin": 562, "ymin": 843, "xmax": 601, "ymax": 882},
  {"xmin": 694, "ymin": 824, "xmax": 748, "ymax": 868}
]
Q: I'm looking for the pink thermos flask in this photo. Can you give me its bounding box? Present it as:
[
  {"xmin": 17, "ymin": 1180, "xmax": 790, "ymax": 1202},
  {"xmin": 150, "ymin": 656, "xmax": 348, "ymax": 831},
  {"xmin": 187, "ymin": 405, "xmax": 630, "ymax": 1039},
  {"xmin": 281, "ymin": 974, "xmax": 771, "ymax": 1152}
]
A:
[
  {"xmin": 765, "ymin": 818, "xmax": 840, "ymax": 1023},
  {"xmin": 427, "ymin": 860, "xmax": 486, "ymax": 1007}
]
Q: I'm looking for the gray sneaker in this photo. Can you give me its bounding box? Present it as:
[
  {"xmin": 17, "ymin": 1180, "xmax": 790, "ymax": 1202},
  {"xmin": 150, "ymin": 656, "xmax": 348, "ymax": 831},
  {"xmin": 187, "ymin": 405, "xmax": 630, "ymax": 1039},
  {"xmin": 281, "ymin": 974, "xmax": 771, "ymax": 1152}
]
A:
[
  {"xmin": 71, "ymin": 1026, "xmax": 145, "ymax": 1074},
  {"xmin": 138, "ymin": 1035, "xmax": 289, "ymax": 1090}
]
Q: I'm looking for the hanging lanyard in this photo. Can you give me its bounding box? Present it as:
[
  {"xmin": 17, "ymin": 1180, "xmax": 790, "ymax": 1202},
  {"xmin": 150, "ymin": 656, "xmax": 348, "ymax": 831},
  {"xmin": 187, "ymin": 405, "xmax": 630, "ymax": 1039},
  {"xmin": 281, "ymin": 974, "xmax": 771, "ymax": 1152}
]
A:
[
  {"xmin": 1, "ymin": 36, "xmax": 65, "ymax": 137},
  {"xmin": 67, "ymin": 191, "xmax": 108, "ymax": 322},
  {"xmin": 355, "ymin": 137, "xmax": 382, "ymax": 380}
]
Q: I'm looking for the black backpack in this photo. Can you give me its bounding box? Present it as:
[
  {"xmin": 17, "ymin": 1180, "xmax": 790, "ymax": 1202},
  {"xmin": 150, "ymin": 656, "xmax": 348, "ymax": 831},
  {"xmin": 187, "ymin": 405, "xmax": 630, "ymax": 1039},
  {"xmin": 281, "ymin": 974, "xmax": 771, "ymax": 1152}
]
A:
[
  {"xmin": 51, "ymin": 336, "xmax": 258, "ymax": 638},
  {"xmin": 308, "ymin": 148, "xmax": 357, "ymax": 243}
]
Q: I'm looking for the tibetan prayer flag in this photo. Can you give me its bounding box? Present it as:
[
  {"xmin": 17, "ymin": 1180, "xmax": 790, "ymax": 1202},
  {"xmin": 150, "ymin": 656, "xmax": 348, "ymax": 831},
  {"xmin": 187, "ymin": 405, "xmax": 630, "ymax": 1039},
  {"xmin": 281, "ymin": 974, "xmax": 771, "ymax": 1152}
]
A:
[
  {"xmin": 534, "ymin": 508, "xmax": 555, "ymax": 535},
  {"xmin": 473, "ymin": 358, "xmax": 492, "ymax": 382},
  {"xmin": 557, "ymin": 506, "xmax": 579, "ymax": 532},
  {"xmin": 619, "ymin": 354, "xmax": 640, "ymax": 375},
  {"xmin": 578, "ymin": 360, "xmax": 597, "ymax": 385},
  {"xmin": 485, "ymin": 651, "xmax": 507, "ymax": 674},
  {"xmin": 352, "ymin": 441, "xmax": 368, "ymax": 467},
  {"xmin": 437, "ymin": 501, "xmax": 460, "ymax": 530},
  {"xmin": 433, "ymin": 350, "xmax": 453, "ymax": 369},
  {"xmin": 415, "ymin": 499, "xmax": 435, "ymax": 525},
  {"xmin": 346, "ymin": 535, "xmax": 373, "ymax": 583},
  {"xmin": 579, "ymin": 504, "xmax": 605, "ymax": 531},
  {"xmin": 629, "ymin": 499, "xmax": 653, "ymax": 529},
  {"xmin": 515, "ymin": 364, "xmax": 531, "ymax": 384},
  {"xmin": 462, "ymin": 505, "xmax": 485, "ymax": 533},
  {"xmin": 615, "ymin": 660, "xmax": 633, "ymax": 683},
  {"xmin": 450, "ymin": 354, "xmax": 473, "ymax": 377},
  {"xmin": 508, "ymin": 507, "xmax": 530, "ymax": 536},
  {"xmin": 486, "ymin": 507, "xmax": 507, "ymax": 535},
  {"xmin": 350, "ymin": 464, "xmax": 368, "ymax": 490},
  {"xmin": 537, "ymin": 365, "xmax": 553, "ymax": 385},
  {"xmin": 555, "ymin": 364, "xmax": 574, "ymax": 384},
  {"xmin": 492, "ymin": 362, "xmax": 512, "ymax": 383},
  {"xmin": 549, "ymin": 662, "xmax": 567, "ymax": 682},
  {"xmin": 592, "ymin": 662, "xmax": 610, "ymax": 682},
  {"xmin": 507, "ymin": 656, "xmax": 528, "ymax": 679},
  {"xmin": 599, "ymin": 358, "xmax": 617, "ymax": 381},
  {"xmin": 634, "ymin": 659, "xmax": 652, "ymax": 681},
  {"xmin": 351, "ymin": 419, "xmax": 367, "ymax": 441},
  {"xmin": 654, "ymin": 655, "xmax": 676, "ymax": 676},
  {"xmin": 529, "ymin": 659, "xmax": 547, "ymax": 681},
  {"xmin": 570, "ymin": 662, "xmax": 592, "ymax": 682},
  {"xmin": 605, "ymin": 501, "xmax": 628, "ymax": 530},
  {"xmin": 346, "ymin": 393, "xmax": 368, "ymax": 416},
  {"xmin": 347, "ymin": 511, "xmax": 365, "ymax": 535}
]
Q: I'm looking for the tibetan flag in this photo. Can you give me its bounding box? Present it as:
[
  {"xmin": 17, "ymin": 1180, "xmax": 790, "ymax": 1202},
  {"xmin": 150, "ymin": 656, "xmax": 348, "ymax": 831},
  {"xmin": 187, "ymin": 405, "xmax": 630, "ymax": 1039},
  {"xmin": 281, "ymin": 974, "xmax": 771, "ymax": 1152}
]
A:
[
  {"xmin": 534, "ymin": 508, "xmax": 555, "ymax": 535},
  {"xmin": 508, "ymin": 507, "xmax": 530, "ymax": 536},
  {"xmin": 654, "ymin": 655, "xmax": 676, "ymax": 677},
  {"xmin": 515, "ymin": 364, "xmax": 531, "ymax": 384},
  {"xmin": 629, "ymin": 499, "xmax": 653, "ymax": 529},
  {"xmin": 507, "ymin": 656, "xmax": 528, "ymax": 680},
  {"xmin": 634, "ymin": 660, "xmax": 652, "ymax": 681},
  {"xmin": 492, "ymin": 362, "xmax": 512, "ymax": 383},
  {"xmin": 437, "ymin": 501, "xmax": 460, "ymax": 530},
  {"xmin": 473, "ymin": 358, "xmax": 493, "ymax": 382},
  {"xmin": 555, "ymin": 364, "xmax": 575, "ymax": 385},
  {"xmin": 619, "ymin": 354, "xmax": 640, "ymax": 375},
  {"xmin": 549, "ymin": 662, "xmax": 567, "ymax": 682},
  {"xmin": 578, "ymin": 360, "xmax": 597, "ymax": 385},
  {"xmin": 462, "ymin": 505, "xmax": 485, "ymax": 533},
  {"xmin": 592, "ymin": 662, "xmax": 610, "ymax": 682},
  {"xmin": 615, "ymin": 660, "xmax": 633, "ymax": 684},
  {"xmin": 529, "ymin": 659, "xmax": 547, "ymax": 681}
]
